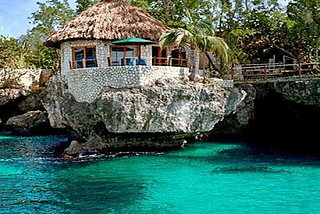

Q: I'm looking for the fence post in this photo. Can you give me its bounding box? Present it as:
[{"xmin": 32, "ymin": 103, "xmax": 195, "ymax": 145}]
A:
[
  {"xmin": 231, "ymin": 64, "xmax": 234, "ymax": 80},
  {"xmin": 264, "ymin": 65, "xmax": 267, "ymax": 81},
  {"xmin": 298, "ymin": 63, "xmax": 302, "ymax": 76}
]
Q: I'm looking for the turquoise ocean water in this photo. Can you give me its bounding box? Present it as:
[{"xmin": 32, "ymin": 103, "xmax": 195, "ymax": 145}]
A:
[{"xmin": 1, "ymin": 135, "xmax": 320, "ymax": 214}]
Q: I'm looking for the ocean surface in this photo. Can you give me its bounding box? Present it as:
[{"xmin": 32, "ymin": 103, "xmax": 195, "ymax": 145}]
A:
[{"xmin": 1, "ymin": 134, "xmax": 320, "ymax": 214}]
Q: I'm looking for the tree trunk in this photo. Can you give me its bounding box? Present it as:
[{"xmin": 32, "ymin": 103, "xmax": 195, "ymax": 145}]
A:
[
  {"xmin": 185, "ymin": 46, "xmax": 200, "ymax": 81},
  {"xmin": 245, "ymin": 0, "xmax": 249, "ymax": 11},
  {"xmin": 205, "ymin": 52, "xmax": 221, "ymax": 71},
  {"xmin": 194, "ymin": 50, "xmax": 200, "ymax": 78},
  {"xmin": 164, "ymin": 0, "xmax": 170, "ymax": 24},
  {"xmin": 273, "ymin": 44, "xmax": 297, "ymax": 60}
]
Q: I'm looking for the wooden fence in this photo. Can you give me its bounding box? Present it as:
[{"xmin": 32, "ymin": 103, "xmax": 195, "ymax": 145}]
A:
[{"xmin": 232, "ymin": 62, "xmax": 320, "ymax": 82}]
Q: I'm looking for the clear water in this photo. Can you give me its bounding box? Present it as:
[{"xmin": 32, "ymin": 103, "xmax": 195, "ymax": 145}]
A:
[{"xmin": 1, "ymin": 135, "xmax": 320, "ymax": 214}]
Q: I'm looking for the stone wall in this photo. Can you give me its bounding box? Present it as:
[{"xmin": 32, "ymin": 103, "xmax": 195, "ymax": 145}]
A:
[
  {"xmin": 61, "ymin": 40, "xmax": 108, "ymax": 76},
  {"xmin": 60, "ymin": 40, "xmax": 189, "ymax": 103},
  {"xmin": 66, "ymin": 66, "xmax": 190, "ymax": 103}
]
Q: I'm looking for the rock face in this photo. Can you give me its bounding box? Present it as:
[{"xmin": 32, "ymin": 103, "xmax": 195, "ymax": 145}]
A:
[
  {"xmin": 0, "ymin": 69, "xmax": 53, "ymax": 132},
  {"xmin": 44, "ymin": 76, "xmax": 246, "ymax": 154},
  {"xmin": 211, "ymin": 84, "xmax": 256, "ymax": 135},
  {"xmin": 0, "ymin": 90, "xmax": 46, "ymax": 124},
  {"xmin": 212, "ymin": 78, "xmax": 320, "ymax": 135},
  {"xmin": 273, "ymin": 79, "xmax": 320, "ymax": 107},
  {"xmin": 6, "ymin": 111, "xmax": 50, "ymax": 134},
  {"xmin": 211, "ymin": 78, "xmax": 320, "ymax": 154},
  {"xmin": 0, "ymin": 89, "xmax": 27, "ymax": 106}
]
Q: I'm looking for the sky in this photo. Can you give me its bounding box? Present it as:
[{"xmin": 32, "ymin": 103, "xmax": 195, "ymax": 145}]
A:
[
  {"xmin": 0, "ymin": 0, "xmax": 289, "ymax": 39},
  {"xmin": 0, "ymin": 0, "xmax": 76, "ymax": 38}
]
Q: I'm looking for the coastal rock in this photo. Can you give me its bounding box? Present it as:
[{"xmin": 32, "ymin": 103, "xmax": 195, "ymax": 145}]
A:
[
  {"xmin": 273, "ymin": 79, "xmax": 320, "ymax": 107},
  {"xmin": 44, "ymin": 76, "xmax": 246, "ymax": 153},
  {"xmin": 17, "ymin": 91, "xmax": 46, "ymax": 112},
  {"xmin": 6, "ymin": 110, "xmax": 50, "ymax": 134},
  {"xmin": 212, "ymin": 79, "xmax": 320, "ymax": 136},
  {"xmin": 212, "ymin": 84, "xmax": 256, "ymax": 134},
  {"xmin": 0, "ymin": 89, "xmax": 27, "ymax": 106},
  {"xmin": 0, "ymin": 69, "xmax": 41, "ymax": 90},
  {"xmin": 0, "ymin": 69, "xmax": 51, "ymax": 126},
  {"xmin": 64, "ymin": 140, "xmax": 82, "ymax": 155}
]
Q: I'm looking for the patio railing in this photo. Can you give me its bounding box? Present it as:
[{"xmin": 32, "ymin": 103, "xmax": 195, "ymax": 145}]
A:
[
  {"xmin": 109, "ymin": 57, "xmax": 147, "ymax": 66},
  {"xmin": 69, "ymin": 57, "xmax": 188, "ymax": 69},
  {"xmin": 233, "ymin": 62, "xmax": 320, "ymax": 81},
  {"xmin": 69, "ymin": 59, "xmax": 97, "ymax": 69},
  {"xmin": 152, "ymin": 57, "xmax": 187, "ymax": 67}
]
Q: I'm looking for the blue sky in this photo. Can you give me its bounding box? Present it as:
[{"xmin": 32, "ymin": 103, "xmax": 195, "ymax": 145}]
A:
[
  {"xmin": 0, "ymin": 0, "xmax": 76, "ymax": 38},
  {"xmin": 0, "ymin": 0, "xmax": 289, "ymax": 38}
]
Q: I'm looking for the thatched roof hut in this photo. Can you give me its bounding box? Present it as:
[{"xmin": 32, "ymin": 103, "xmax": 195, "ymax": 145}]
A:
[{"xmin": 46, "ymin": 0, "xmax": 168, "ymax": 47}]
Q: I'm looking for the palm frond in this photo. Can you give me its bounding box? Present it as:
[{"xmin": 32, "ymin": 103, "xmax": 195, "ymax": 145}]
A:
[
  {"xmin": 159, "ymin": 28, "xmax": 194, "ymax": 49},
  {"xmin": 206, "ymin": 36, "xmax": 230, "ymax": 62},
  {"xmin": 159, "ymin": 13, "xmax": 230, "ymax": 68}
]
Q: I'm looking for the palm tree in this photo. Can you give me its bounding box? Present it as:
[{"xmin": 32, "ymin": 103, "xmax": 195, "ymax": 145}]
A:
[{"xmin": 159, "ymin": 10, "xmax": 229, "ymax": 80}]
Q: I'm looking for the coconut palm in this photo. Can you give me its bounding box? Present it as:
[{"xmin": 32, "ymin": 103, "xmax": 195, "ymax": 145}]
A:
[{"xmin": 159, "ymin": 10, "xmax": 229, "ymax": 80}]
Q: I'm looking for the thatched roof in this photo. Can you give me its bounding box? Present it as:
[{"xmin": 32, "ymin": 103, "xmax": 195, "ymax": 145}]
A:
[{"xmin": 46, "ymin": 0, "xmax": 168, "ymax": 47}]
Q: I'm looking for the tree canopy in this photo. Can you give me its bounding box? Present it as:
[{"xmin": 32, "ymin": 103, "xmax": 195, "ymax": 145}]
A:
[{"xmin": 0, "ymin": 0, "xmax": 319, "ymax": 70}]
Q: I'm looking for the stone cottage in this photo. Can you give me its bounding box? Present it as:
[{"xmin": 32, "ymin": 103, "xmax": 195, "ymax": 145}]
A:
[{"xmin": 46, "ymin": 0, "xmax": 189, "ymax": 103}]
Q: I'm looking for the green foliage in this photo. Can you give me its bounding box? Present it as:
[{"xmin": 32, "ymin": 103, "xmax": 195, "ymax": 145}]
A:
[
  {"xmin": 22, "ymin": 32, "xmax": 60, "ymax": 69},
  {"xmin": 159, "ymin": 11, "xmax": 229, "ymax": 60},
  {"xmin": 128, "ymin": 0, "xmax": 184, "ymax": 27},
  {"xmin": 30, "ymin": 0, "xmax": 75, "ymax": 35},
  {"xmin": 287, "ymin": 0, "xmax": 320, "ymax": 61},
  {"xmin": 76, "ymin": 0, "xmax": 99, "ymax": 14},
  {"xmin": 1, "ymin": 0, "xmax": 320, "ymax": 71},
  {"xmin": 0, "ymin": 36, "xmax": 33, "ymax": 69},
  {"xmin": 159, "ymin": 10, "xmax": 229, "ymax": 77},
  {"xmin": 213, "ymin": 0, "xmax": 300, "ymax": 63},
  {"xmin": 0, "ymin": 0, "xmax": 101, "ymax": 70},
  {"xmin": 22, "ymin": 0, "xmax": 76, "ymax": 69},
  {"xmin": 128, "ymin": 0, "xmax": 213, "ymax": 28}
]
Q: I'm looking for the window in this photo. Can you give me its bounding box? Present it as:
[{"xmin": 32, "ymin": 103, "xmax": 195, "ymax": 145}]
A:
[
  {"xmin": 171, "ymin": 49, "xmax": 187, "ymax": 67},
  {"xmin": 152, "ymin": 46, "xmax": 167, "ymax": 66},
  {"xmin": 72, "ymin": 46, "xmax": 97, "ymax": 69},
  {"xmin": 110, "ymin": 46, "xmax": 139, "ymax": 66}
]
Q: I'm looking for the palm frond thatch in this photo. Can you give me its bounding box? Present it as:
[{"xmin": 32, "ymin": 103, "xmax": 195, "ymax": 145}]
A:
[{"xmin": 46, "ymin": 0, "xmax": 168, "ymax": 47}]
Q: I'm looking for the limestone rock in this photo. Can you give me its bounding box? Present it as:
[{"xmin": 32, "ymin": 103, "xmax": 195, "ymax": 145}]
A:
[
  {"xmin": 273, "ymin": 79, "xmax": 320, "ymax": 107},
  {"xmin": 0, "ymin": 89, "xmax": 27, "ymax": 106},
  {"xmin": 44, "ymin": 76, "xmax": 246, "ymax": 152},
  {"xmin": 39, "ymin": 69, "xmax": 54, "ymax": 87},
  {"xmin": 17, "ymin": 91, "xmax": 46, "ymax": 112},
  {"xmin": 6, "ymin": 111, "xmax": 50, "ymax": 134},
  {"xmin": 212, "ymin": 84, "xmax": 256, "ymax": 134},
  {"xmin": 64, "ymin": 140, "xmax": 82, "ymax": 155},
  {"xmin": 0, "ymin": 69, "xmax": 41, "ymax": 90}
]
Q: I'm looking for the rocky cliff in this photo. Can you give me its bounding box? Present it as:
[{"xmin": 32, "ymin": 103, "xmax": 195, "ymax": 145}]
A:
[
  {"xmin": 44, "ymin": 76, "xmax": 247, "ymax": 154},
  {"xmin": 212, "ymin": 78, "xmax": 320, "ymax": 154},
  {"xmin": 0, "ymin": 69, "xmax": 53, "ymax": 133},
  {"xmin": 273, "ymin": 79, "xmax": 320, "ymax": 107}
]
